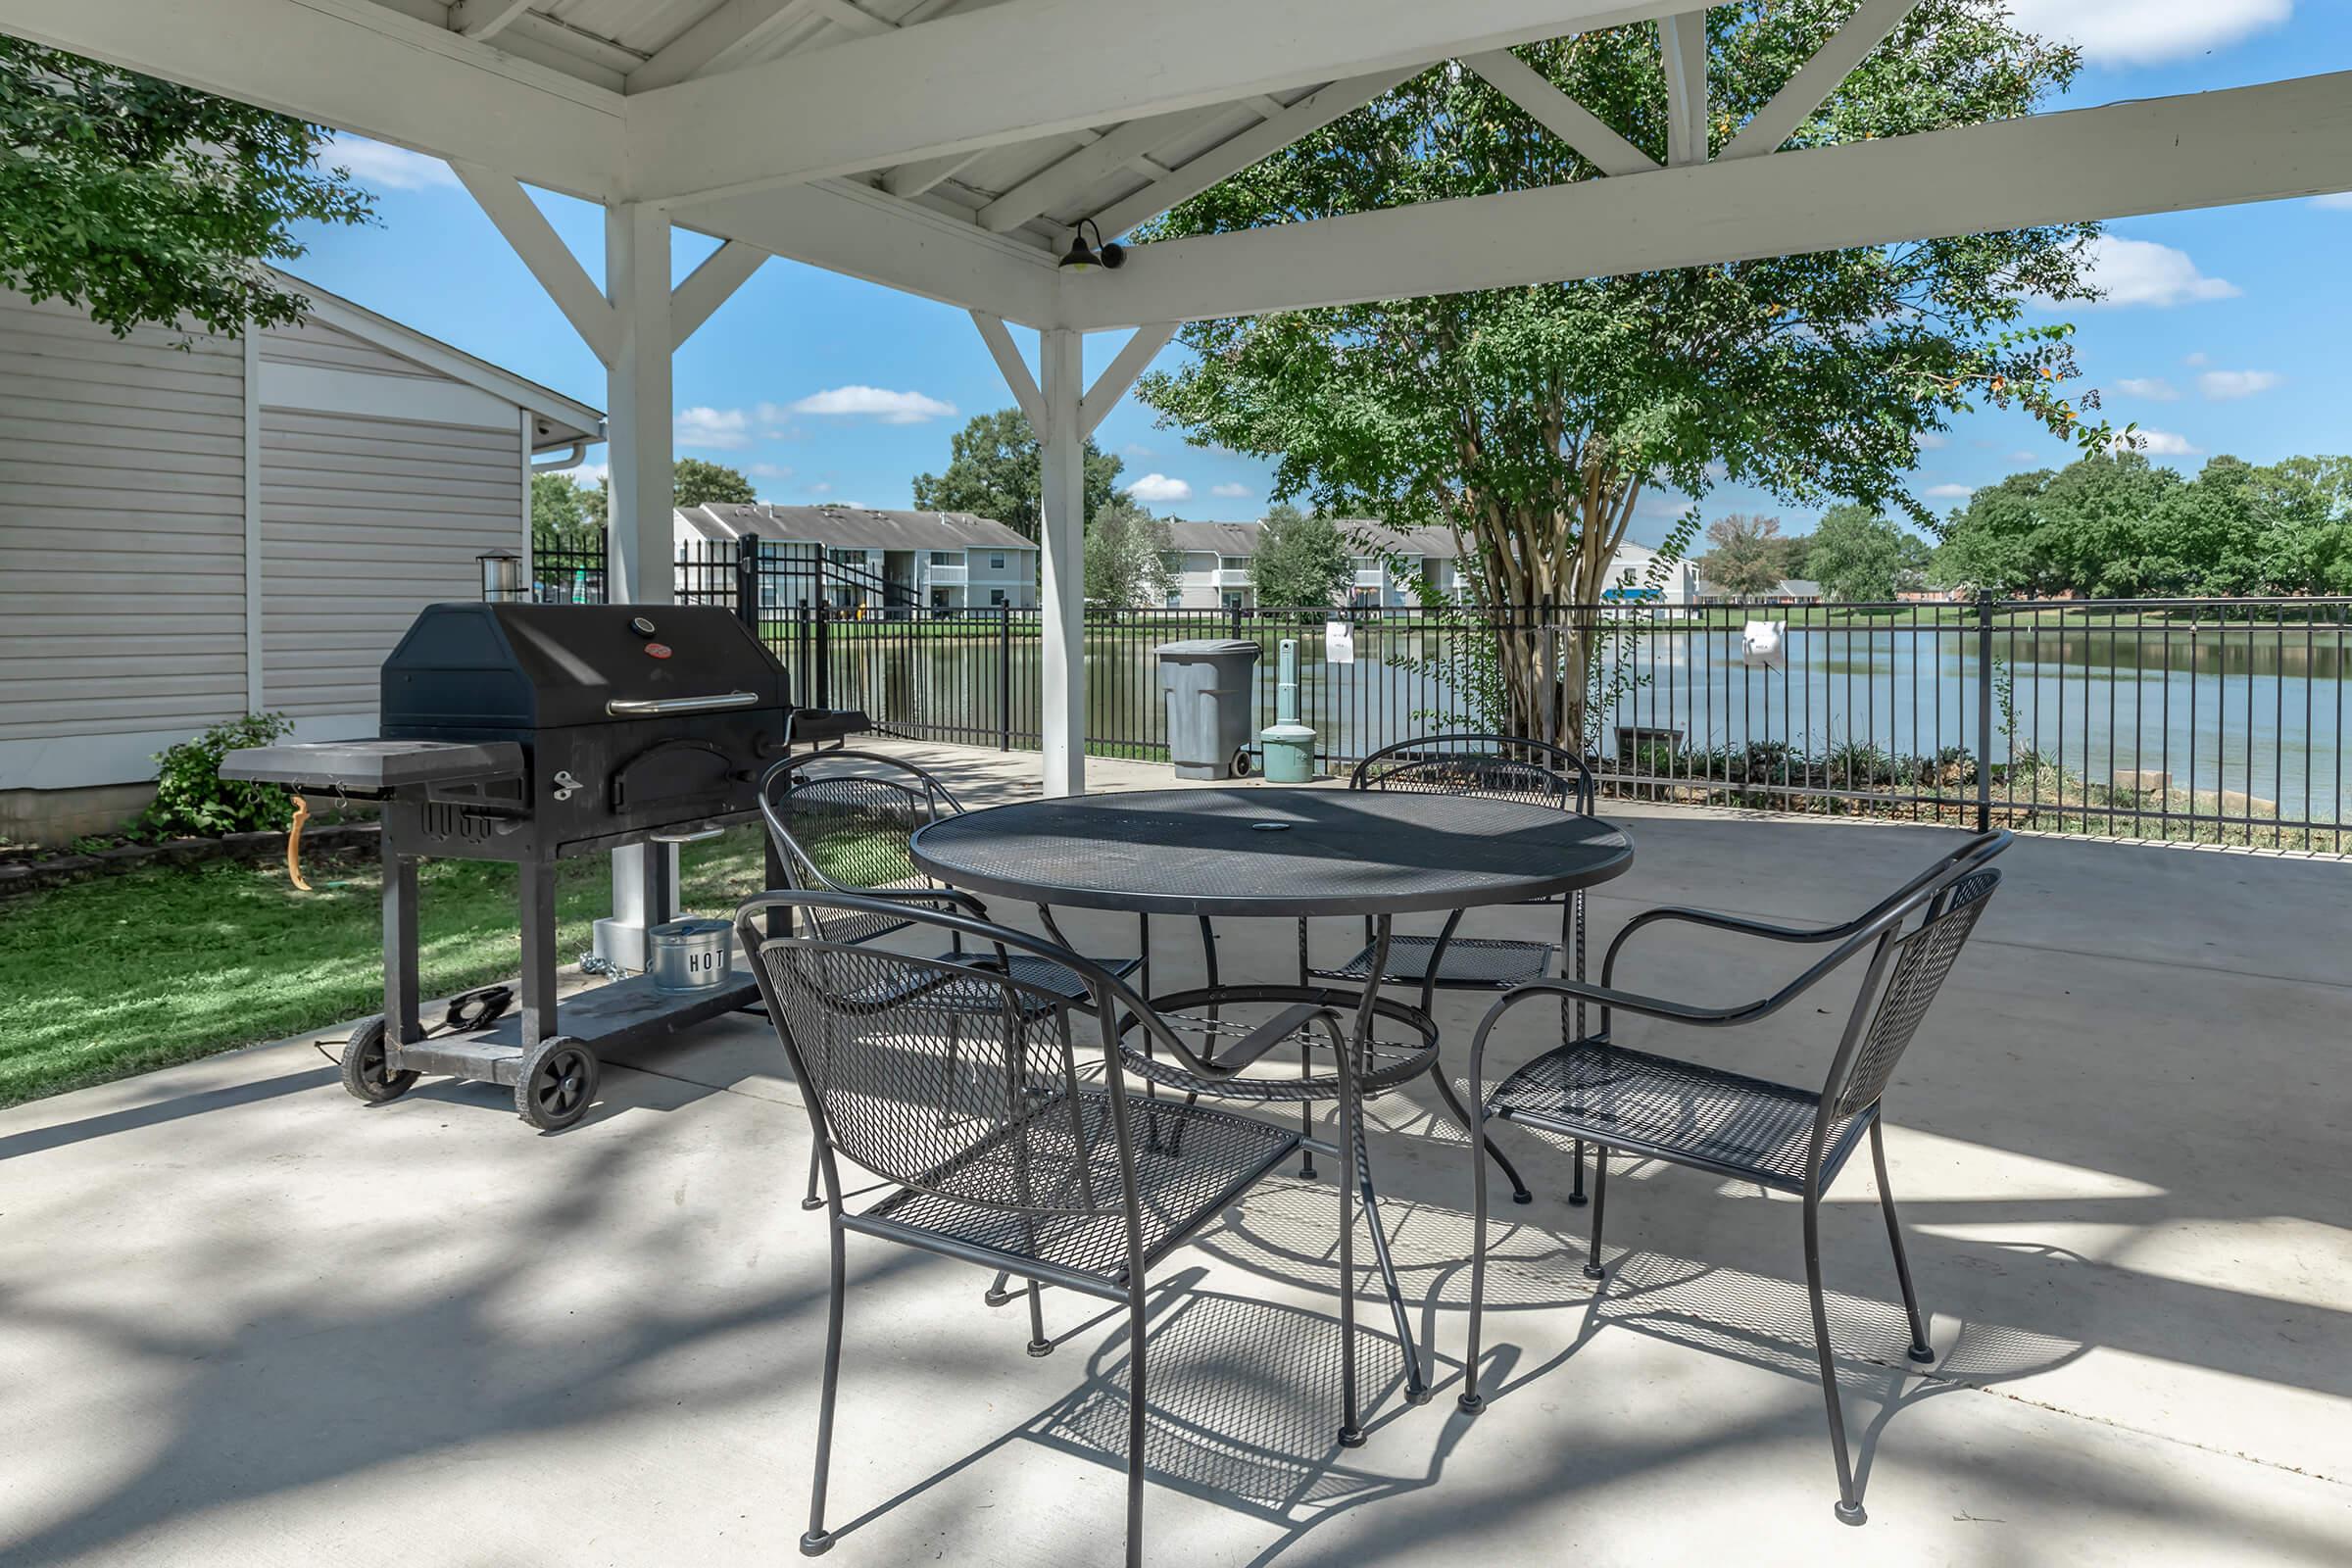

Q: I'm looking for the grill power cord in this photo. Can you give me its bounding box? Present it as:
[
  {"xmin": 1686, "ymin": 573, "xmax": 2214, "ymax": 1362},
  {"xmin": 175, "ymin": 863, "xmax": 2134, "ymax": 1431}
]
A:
[{"xmin": 312, "ymin": 985, "xmax": 515, "ymax": 1065}]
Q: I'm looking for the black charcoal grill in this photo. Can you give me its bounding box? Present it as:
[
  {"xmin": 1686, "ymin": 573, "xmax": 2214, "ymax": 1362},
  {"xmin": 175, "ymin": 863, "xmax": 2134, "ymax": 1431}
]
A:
[{"xmin": 224, "ymin": 601, "xmax": 864, "ymax": 1129}]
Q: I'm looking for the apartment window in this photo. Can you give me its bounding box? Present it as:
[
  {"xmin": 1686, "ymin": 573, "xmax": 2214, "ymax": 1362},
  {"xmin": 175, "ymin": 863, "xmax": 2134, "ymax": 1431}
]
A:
[
  {"xmin": 1165, "ymin": 589, "xmax": 1182, "ymax": 609},
  {"xmin": 826, "ymin": 548, "xmax": 863, "ymax": 567},
  {"xmin": 990, "ymin": 553, "xmax": 1006, "ymax": 569},
  {"xmin": 930, "ymin": 550, "xmax": 958, "ymax": 565},
  {"xmin": 1218, "ymin": 556, "xmax": 1250, "ymax": 571},
  {"xmin": 990, "ymin": 588, "xmax": 1007, "ymax": 607}
]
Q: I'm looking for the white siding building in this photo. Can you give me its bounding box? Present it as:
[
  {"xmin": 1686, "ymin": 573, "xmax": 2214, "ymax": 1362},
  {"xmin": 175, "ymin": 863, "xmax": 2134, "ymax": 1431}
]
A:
[
  {"xmin": 0, "ymin": 274, "xmax": 602, "ymax": 842},
  {"xmin": 1153, "ymin": 517, "xmax": 1690, "ymax": 611},
  {"xmin": 675, "ymin": 504, "xmax": 1039, "ymax": 612}
]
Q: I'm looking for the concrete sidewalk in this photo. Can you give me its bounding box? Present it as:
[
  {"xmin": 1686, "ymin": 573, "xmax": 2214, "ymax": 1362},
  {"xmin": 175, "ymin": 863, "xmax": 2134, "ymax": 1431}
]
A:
[{"xmin": 1, "ymin": 742, "xmax": 2346, "ymax": 1566}]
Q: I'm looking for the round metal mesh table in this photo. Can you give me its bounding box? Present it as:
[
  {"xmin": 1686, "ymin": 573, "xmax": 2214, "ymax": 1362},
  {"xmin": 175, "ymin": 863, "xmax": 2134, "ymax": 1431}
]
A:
[{"xmin": 908, "ymin": 786, "xmax": 1634, "ymax": 917}]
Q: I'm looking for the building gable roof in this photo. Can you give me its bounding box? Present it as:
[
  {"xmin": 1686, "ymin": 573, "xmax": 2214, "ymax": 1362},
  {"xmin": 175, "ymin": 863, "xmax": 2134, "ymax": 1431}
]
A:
[{"xmin": 678, "ymin": 503, "xmax": 1035, "ymax": 552}]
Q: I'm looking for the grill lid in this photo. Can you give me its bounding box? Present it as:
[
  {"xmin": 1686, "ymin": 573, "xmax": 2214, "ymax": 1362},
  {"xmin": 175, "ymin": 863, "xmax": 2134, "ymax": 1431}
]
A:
[{"xmin": 381, "ymin": 603, "xmax": 787, "ymax": 733}]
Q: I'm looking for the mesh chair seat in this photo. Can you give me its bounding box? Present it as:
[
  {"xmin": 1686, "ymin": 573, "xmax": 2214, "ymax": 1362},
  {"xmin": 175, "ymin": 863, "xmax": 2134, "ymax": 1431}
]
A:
[
  {"xmin": 1490, "ymin": 1040, "xmax": 1870, "ymax": 1193},
  {"xmin": 1311, "ymin": 933, "xmax": 1558, "ymax": 991},
  {"xmin": 862, "ymin": 1088, "xmax": 1297, "ymax": 1281}
]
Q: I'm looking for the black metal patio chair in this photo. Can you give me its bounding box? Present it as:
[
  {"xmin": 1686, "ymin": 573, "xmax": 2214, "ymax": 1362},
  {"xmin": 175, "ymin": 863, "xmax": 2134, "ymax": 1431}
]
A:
[
  {"xmin": 737, "ymin": 890, "xmax": 1382, "ymax": 1566},
  {"xmin": 759, "ymin": 750, "xmax": 1143, "ymax": 1209},
  {"xmin": 1456, "ymin": 829, "xmax": 2012, "ymax": 1526},
  {"xmin": 1302, "ymin": 732, "xmax": 1602, "ymax": 1206}
]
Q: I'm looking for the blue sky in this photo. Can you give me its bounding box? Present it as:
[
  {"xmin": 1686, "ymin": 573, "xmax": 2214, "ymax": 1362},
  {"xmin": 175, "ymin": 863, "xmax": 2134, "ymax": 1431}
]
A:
[{"xmin": 286, "ymin": 0, "xmax": 2350, "ymax": 543}]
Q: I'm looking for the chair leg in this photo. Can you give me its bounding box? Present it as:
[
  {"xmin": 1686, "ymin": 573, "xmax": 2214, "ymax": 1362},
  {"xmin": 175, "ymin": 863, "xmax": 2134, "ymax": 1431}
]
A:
[
  {"xmin": 1351, "ymin": 1109, "xmax": 1431, "ymax": 1404},
  {"xmin": 1568, "ymin": 1139, "xmax": 1588, "ymax": 1207},
  {"xmin": 1123, "ymin": 1277, "xmax": 1149, "ymax": 1568},
  {"xmin": 1458, "ymin": 1093, "xmax": 1493, "ymax": 1414},
  {"xmin": 983, "ymin": 1269, "xmax": 1015, "ymax": 1307},
  {"xmin": 1295, "ymin": 920, "xmax": 1318, "ymax": 1178},
  {"xmin": 1582, "ymin": 1150, "xmax": 1608, "ymax": 1281},
  {"xmin": 1803, "ymin": 1189, "xmax": 1868, "ymax": 1526},
  {"xmin": 802, "ymin": 1143, "xmax": 824, "ymax": 1211},
  {"xmin": 1427, "ymin": 1062, "xmax": 1530, "ymax": 1205},
  {"xmin": 1871, "ymin": 1120, "xmax": 1936, "ymax": 1365},
  {"xmin": 802, "ymin": 1214, "xmax": 847, "ymax": 1556},
  {"xmin": 1336, "ymin": 1068, "xmax": 1363, "ymax": 1448},
  {"xmin": 1025, "ymin": 1277, "xmax": 1053, "ymax": 1358}
]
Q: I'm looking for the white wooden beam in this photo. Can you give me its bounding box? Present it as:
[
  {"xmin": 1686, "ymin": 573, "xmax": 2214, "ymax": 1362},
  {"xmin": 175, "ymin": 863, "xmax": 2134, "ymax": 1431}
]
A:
[
  {"xmin": 675, "ymin": 178, "xmax": 1060, "ymax": 327},
  {"xmin": 1658, "ymin": 11, "xmax": 1709, "ymax": 166},
  {"xmin": 626, "ymin": 0, "xmax": 805, "ymax": 90},
  {"xmin": 606, "ymin": 202, "xmax": 674, "ymax": 607},
  {"xmin": 624, "ymin": 0, "xmax": 1702, "ymax": 202},
  {"xmin": 882, "ymin": 148, "xmax": 989, "ymax": 199},
  {"xmin": 0, "ymin": 0, "xmax": 626, "ymax": 202},
  {"xmin": 802, "ymin": 0, "xmax": 891, "ymax": 39},
  {"xmin": 450, "ymin": 0, "xmax": 535, "ymax": 41},
  {"xmin": 970, "ymin": 313, "xmax": 1046, "ymax": 429},
  {"xmin": 1462, "ymin": 48, "xmax": 1659, "ymax": 177},
  {"xmin": 453, "ymin": 163, "xmax": 620, "ymax": 364},
  {"xmin": 1085, "ymin": 70, "xmax": 1418, "ymax": 239},
  {"xmin": 1037, "ymin": 327, "xmax": 1086, "ymax": 797},
  {"xmin": 1059, "ymin": 71, "xmax": 2352, "ymax": 330},
  {"xmin": 669, "ymin": 240, "xmax": 766, "ymax": 348},
  {"xmin": 1723, "ymin": 0, "xmax": 1924, "ymax": 162},
  {"xmin": 1078, "ymin": 323, "xmax": 1177, "ymax": 439},
  {"xmin": 976, "ymin": 108, "xmax": 1220, "ymax": 234}
]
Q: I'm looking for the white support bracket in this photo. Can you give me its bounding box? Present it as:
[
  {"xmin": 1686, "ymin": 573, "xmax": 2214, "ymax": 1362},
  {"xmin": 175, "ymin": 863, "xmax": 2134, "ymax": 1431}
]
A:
[
  {"xmin": 1721, "ymin": 0, "xmax": 1924, "ymax": 161},
  {"xmin": 1079, "ymin": 323, "xmax": 1177, "ymax": 438},
  {"xmin": 1659, "ymin": 11, "xmax": 1710, "ymax": 167},
  {"xmin": 670, "ymin": 240, "xmax": 767, "ymax": 347},
  {"xmin": 454, "ymin": 163, "xmax": 620, "ymax": 364},
  {"xmin": 1462, "ymin": 49, "xmax": 1659, "ymax": 177},
  {"xmin": 970, "ymin": 312, "xmax": 1046, "ymax": 428}
]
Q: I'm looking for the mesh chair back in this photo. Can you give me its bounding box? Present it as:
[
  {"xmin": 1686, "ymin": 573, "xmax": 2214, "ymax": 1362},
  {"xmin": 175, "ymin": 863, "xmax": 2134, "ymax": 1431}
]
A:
[
  {"xmin": 760, "ymin": 753, "xmax": 960, "ymax": 948},
  {"xmin": 751, "ymin": 920, "xmax": 1120, "ymax": 1216},
  {"xmin": 1352, "ymin": 733, "xmax": 1597, "ymax": 815},
  {"xmin": 1831, "ymin": 868, "xmax": 2000, "ymax": 1117}
]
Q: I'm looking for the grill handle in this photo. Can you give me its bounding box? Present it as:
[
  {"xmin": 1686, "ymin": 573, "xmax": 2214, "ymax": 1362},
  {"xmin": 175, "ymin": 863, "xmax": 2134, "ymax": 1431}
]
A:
[
  {"xmin": 605, "ymin": 690, "xmax": 760, "ymax": 717},
  {"xmin": 651, "ymin": 826, "xmax": 727, "ymax": 845}
]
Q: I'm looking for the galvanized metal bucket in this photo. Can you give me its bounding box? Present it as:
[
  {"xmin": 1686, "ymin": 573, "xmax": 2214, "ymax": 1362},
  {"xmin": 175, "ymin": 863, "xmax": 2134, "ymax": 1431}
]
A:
[{"xmin": 646, "ymin": 916, "xmax": 735, "ymax": 993}]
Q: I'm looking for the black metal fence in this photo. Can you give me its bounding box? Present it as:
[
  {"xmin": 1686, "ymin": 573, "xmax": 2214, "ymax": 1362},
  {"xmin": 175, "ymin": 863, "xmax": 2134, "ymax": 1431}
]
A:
[{"xmin": 521, "ymin": 539, "xmax": 2350, "ymax": 852}]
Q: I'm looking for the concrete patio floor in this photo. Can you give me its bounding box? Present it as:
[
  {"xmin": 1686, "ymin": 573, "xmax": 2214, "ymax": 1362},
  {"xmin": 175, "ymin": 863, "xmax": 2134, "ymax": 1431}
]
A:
[{"xmin": 2, "ymin": 741, "xmax": 2347, "ymax": 1566}]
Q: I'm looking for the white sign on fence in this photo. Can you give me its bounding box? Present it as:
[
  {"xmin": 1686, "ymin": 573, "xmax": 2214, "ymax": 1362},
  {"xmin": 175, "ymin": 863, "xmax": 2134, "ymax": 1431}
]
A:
[
  {"xmin": 1324, "ymin": 621, "xmax": 1355, "ymax": 663},
  {"xmin": 1742, "ymin": 619, "xmax": 1788, "ymax": 669}
]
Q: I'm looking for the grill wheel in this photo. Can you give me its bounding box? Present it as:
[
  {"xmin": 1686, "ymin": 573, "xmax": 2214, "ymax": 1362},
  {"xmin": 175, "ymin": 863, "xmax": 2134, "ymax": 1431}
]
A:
[
  {"xmin": 515, "ymin": 1035, "xmax": 600, "ymax": 1131},
  {"xmin": 340, "ymin": 1016, "xmax": 417, "ymax": 1104}
]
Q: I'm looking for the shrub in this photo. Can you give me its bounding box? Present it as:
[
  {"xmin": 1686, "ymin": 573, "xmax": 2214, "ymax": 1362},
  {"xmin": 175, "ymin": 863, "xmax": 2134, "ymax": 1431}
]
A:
[{"xmin": 135, "ymin": 713, "xmax": 296, "ymax": 839}]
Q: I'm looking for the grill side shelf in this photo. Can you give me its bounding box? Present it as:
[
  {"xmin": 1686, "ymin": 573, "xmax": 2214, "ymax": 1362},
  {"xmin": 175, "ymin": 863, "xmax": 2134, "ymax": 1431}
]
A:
[{"xmin": 220, "ymin": 740, "xmax": 525, "ymax": 798}]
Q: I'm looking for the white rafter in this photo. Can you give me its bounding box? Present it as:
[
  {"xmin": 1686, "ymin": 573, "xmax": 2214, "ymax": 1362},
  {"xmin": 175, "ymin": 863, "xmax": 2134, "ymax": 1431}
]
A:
[
  {"xmin": 882, "ymin": 147, "xmax": 989, "ymax": 198},
  {"xmin": 1084, "ymin": 70, "xmax": 1417, "ymax": 240},
  {"xmin": 1721, "ymin": 0, "xmax": 1924, "ymax": 161},
  {"xmin": 803, "ymin": 0, "xmax": 890, "ymax": 39},
  {"xmin": 449, "ymin": 0, "xmax": 533, "ymax": 41},
  {"xmin": 626, "ymin": 0, "xmax": 806, "ymax": 90},
  {"xmin": 977, "ymin": 107, "xmax": 1221, "ymax": 234},
  {"xmin": 1658, "ymin": 10, "xmax": 1709, "ymax": 166},
  {"xmin": 624, "ymin": 0, "xmax": 1709, "ymax": 202},
  {"xmin": 1463, "ymin": 48, "xmax": 1658, "ymax": 177},
  {"xmin": 1058, "ymin": 71, "xmax": 2352, "ymax": 330}
]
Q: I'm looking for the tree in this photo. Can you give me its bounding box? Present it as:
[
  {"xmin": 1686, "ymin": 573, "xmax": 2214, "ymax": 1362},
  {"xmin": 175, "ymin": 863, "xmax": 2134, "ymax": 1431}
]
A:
[
  {"xmin": 1138, "ymin": 4, "xmax": 2105, "ymax": 739},
  {"xmin": 1804, "ymin": 504, "xmax": 1932, "ymax": 602},
  {"xmin": 1699, "ymin": 514, "xmax": 1788, "ymax": 596},
  {"xmin": 673, "ymin": 457, "xmax": 757, "ymax": 507},
  {"xmin": 1081, "ymin": 496, "xmax": 1175, "ymax": 607},
  {"xmin": 911, "ymin": 409, "xmax": 1123, "ymax": 539},
  {"xmin": 1249, "ymin": 503, "xmax": 1353, "ymax": 608},
  {"xmin": 531, "ymin": 472, "xmax": 603, "ymax": 554},
  {"xmin": 0, "ymin": 42, "xmax": 372, "ymax": 337}
]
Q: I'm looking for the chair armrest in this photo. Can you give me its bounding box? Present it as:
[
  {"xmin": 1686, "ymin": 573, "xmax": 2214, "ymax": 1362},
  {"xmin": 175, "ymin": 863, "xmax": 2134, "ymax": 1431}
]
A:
[{"xmin": 1600, "ymin": 906, "xmax": 1861, "ymax": 988}]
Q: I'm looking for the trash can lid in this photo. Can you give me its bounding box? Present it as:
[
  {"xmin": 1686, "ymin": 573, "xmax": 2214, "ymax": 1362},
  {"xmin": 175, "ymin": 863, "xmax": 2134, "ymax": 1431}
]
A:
[{"xmin": 1155, "ymin": 639, "xmax": 1262, "ymax": 658}]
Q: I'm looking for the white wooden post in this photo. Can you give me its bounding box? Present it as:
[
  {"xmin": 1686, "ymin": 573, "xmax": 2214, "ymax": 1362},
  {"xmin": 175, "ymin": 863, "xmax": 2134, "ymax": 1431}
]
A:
[
  {"xmin": 1037, "ymin": 327, "xmax": 1086, "ymax": 797},
  {"xmin": 597, "ymin": 202, "xmax": 679, "ymax": 968}
]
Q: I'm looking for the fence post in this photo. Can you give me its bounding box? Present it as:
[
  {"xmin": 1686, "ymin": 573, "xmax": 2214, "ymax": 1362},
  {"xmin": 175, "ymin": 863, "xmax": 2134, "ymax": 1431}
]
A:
[
  {"xmin": 815, "ymin": 605, "xmax": 832, "ymax": 711},
  {"xmin": 998, "ymin": 607, "xmax": 1013, "ymax": 751},
  {"xmin": 1975, "ymin": 591, "xmax": 1995, "ymax": 833},
  {"xmin": 733, "ymin": 536, "xmax": 760, "ymax": 640}
]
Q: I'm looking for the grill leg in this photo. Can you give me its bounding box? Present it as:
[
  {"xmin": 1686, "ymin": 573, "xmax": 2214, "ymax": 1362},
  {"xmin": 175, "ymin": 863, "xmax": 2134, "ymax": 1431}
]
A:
[
  {"xmin": 382, "ymin": 842, "xmax": 421, "ymax": 1045},
  {"xmin": 1804, "ymin": 1187, "xmax": 1867, "ymax": 1525},
  {"xmin": 518, "ymin": 858, "xmax": 559, "ymax": 1051},
  {"xmin": 1871, "ymin": 1120, "xmax": 1936, "ymax": 1365}
]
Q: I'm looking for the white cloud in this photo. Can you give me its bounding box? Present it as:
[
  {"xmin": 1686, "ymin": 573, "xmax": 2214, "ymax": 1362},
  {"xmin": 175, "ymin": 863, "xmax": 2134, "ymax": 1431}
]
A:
[
  {"xmin": 674, "ymin": 407, "xmax": 753, "ymax": 450},
  {"xmin": 319, "ymin": 132, "xmax": 459, "ymax": 192},
  {"xmin": 1125, "ymin": 473, "xmax": 1194, "ymax": 504},
  {"xmin": 748, "ymin": 462, "xmax": 796, "ymax": 480},
  {"xmin": 2112, "ymin": 376, "xmax": 2180, "ymax": 401},
  {"xmin": 2005, "ymin": 451, "xmax": 2044, "ymax": 466},
  {"xmin": 2315, "ymin": 192, "xmax": 2352, "ymax": 211},
  {"xmin": 2197, "ymin": 368, "xmax": 2281, "ymax": 401},
  {"xmin": 2111, "ymin": 427, "xmax": 2202, "ymax": 457},
  {"xmin": 1916, "ymin": 432, "xmax": 1949, "ymax": 450},
  {"xmin": 1121, "ymin": 442, "xmax": 1157, "ymax": 459},
  {"xmin": 2001, "ymin": 0, "xmax": 2289, "ymax": 67},
  {"xmin": 1209, "ymin": 482, "xmax": 1253, "ymax": 499},
  {"xmin": 784, "ymin": 386, "xmax": 956, "ymax": 424},
  {"xmin": 1924, "ymin": 483, "xmax": 1975, "ymax": 500},
  {"xmin": 2182, "ymin": 351, "xmax": 2211, "ymax": 367},
  {"xmin": 2070, "ymin": 236, "xmax": 2239, "ymax": 309}
]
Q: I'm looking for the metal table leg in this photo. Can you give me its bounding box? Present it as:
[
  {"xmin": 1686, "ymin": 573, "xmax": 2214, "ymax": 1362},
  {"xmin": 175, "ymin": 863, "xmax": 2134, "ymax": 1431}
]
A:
[{"xmin": 1344, "ymin": 916, "xmax": 1432, "ymax": 1407}]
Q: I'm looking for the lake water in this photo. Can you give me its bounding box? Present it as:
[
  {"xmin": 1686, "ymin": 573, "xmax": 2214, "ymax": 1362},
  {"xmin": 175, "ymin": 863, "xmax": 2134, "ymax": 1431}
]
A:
[{"xmin": 813, "ymin": 612, "xmax": 2352, "ymax": 829}]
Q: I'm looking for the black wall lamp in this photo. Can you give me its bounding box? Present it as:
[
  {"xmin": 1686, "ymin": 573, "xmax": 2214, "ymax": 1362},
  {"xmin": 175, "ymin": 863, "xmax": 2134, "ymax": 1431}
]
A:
[{"xmin": 1057, "ymin": 218, "xmax": 1124, "ymax": 271}]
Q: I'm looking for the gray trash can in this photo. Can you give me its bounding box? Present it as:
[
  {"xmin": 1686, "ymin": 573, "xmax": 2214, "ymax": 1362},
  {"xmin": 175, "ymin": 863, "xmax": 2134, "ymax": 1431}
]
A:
[{"xmin": 1157, "ymin": 638, "xmax": 1262, "ymax": 780}]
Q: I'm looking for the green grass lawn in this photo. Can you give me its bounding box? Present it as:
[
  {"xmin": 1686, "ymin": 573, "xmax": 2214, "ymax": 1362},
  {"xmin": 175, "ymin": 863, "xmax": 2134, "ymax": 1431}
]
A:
[{"xmin": 0, "ymin": 827, "xmax": 770, "ymax": 1108}]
